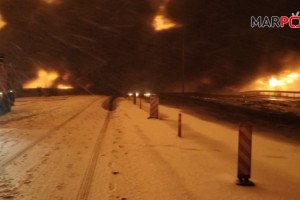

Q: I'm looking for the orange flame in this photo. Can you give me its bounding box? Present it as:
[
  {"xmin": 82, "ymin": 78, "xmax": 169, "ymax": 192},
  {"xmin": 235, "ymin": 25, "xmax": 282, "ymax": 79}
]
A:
[
  {"xmin": 23, "ymin": 69, "xmax": 73, "ymax": 89},
  {"xmin": 0, "ymin": 14, "xmax": 7, "ymax": 30},
  {"xmin": 57, "ymin": 84, "xmax": 73, "ymax": 90},
  {"xmin": 24, "ymin": 69, "xmax": 59, "ymax": 88},
  {"xmin": 244, "ymin": 70, "xmax": 300, "ymax": 91},
  {"xmin": 153, "ymin": 14, "xmax": 177, "ymax": 31},
  {"xmin": 152, "ymin": 1, "xmax": 179, "ymax": 31}
]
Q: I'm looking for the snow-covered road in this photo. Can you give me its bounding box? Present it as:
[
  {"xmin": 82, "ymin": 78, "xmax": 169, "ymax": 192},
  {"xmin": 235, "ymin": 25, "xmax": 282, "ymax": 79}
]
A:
[
  {"xmin": 0, "ymin": 96, "xmax": 111, "ymax": 199},
  {"xmin": 0, "ymin": 96, "xmax": 299, "ymax": 200}
]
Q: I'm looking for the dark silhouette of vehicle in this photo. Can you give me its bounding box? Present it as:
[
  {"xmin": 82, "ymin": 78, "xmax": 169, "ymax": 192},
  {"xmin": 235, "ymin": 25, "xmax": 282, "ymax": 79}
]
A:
[{"xmin": 0, "ymin": 55, "xmax": 15, "ymax": 114}]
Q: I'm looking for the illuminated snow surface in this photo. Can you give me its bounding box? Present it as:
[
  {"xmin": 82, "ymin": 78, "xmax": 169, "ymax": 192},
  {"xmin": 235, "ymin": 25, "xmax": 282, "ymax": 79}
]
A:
[{"xmin": 0, "ymin": 95, "xmax": 299, "ymax": 199}]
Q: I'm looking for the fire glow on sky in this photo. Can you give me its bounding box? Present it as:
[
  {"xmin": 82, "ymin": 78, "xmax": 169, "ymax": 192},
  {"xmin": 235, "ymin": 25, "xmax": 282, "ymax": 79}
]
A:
[
  {"xmin": 23, "ymin": 69, "xmax": 73, "ymax": 89},
  {"xmin": 42, "ymin": 0, "xmax": 61, "ymax": 5},
  {"xmin": 0, "ymin": 14, "xmax": 6, "ymax": 30},
  {"xmin": 152, "ymin": 0, "xmax": 179, "ymax": 31}
]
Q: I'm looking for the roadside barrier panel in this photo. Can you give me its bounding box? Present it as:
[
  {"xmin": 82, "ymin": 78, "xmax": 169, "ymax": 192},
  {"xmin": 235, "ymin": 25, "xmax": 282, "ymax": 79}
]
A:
[
  {"xmin": 236, "ymin": 123, "xmax": 255, "ymax": 186},
  {"xmin": 148, "ymin": 96, "xmax": 159, "ymax": 119}
]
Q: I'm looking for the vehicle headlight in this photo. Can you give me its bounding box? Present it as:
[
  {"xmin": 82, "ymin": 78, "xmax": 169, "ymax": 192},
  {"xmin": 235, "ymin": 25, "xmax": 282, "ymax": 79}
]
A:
[{"xmin": 144, "ymin": 93, "xmax": 151, "ymax": 97}]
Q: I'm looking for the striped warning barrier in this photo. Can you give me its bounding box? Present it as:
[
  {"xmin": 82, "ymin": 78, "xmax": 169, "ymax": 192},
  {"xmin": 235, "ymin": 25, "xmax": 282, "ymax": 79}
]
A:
[
  {"xmin": 237, "ymin": 123, "xmax": 255, "ymax": 186},
  {"xmin": 148, "ymin": 96, "xmax": 159, "ymax": 119}
]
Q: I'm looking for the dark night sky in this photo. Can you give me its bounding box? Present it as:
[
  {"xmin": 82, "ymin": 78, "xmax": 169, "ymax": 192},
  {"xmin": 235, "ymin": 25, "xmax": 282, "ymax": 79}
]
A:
[{"xmin": 0, "ymin": 0, "xmax": 300, "ymax": 93}]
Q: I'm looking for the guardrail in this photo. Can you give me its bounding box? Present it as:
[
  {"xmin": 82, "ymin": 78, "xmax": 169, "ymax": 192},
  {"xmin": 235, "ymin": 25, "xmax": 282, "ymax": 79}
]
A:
[{"xmin": 243, "ymin": 90, "xmax": 300, "ymax": 98}]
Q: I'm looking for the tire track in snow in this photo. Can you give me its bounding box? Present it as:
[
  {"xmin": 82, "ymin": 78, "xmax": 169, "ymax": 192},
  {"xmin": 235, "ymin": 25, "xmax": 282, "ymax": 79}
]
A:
[
  {"xmin": 0, "ymin": 96, "xmax": 102, "ymax": 168},
  {"xmin": 0, "ymin": 107, "xmax": 62, "ymax": 125},
  {"xmin": 76, "ymin": 110, "xmax": 111, "ymax": 200},
  {"xmin": 0, "ymin": 97, "xmax": 71, "ymax": 124}
]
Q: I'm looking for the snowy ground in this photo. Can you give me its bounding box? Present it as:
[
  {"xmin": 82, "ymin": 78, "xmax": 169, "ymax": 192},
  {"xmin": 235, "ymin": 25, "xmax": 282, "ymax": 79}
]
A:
[
  {"xmin": 0, "ymin": 95, "xmax": 299, "ymax": 199},
  {"xmin": 187, "ymin": 93, "xmax": 300, "ymax": 116}
]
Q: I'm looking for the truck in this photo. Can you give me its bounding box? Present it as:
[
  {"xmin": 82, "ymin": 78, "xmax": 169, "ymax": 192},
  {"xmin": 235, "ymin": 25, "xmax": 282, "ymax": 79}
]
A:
[{"xmin": 0, "ymin": 55, "xmax": 15, "ymax": 115}]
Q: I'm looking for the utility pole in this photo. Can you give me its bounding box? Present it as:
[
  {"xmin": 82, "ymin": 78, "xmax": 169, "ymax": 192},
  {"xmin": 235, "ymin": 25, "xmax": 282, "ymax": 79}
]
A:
[{"xmin": 181, "ymin": 28, "xmax": 185, "ymax": 94}]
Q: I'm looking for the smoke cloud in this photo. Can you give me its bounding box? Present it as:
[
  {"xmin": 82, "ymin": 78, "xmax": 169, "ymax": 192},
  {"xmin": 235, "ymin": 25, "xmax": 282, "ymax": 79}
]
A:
[
  {"xmin": 0, "ymin": 0, "xmax": 300, "ymax": 93},
  {"xmin": 166, "ymin": 0, "xmax": 300, "ymax": 91}
]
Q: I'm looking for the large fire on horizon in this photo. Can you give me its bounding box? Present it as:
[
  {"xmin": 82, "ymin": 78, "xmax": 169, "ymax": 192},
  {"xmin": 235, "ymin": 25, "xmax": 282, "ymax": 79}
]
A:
[
  {"xmin": 243, "ymin": 69, "xmax": 300, "ymax": 91},
  {"xmin": 23, "ymin": 69, "xmax": 73, "ymax": 89},
  {"xmin": 242, "ymin": 54, "xmax": 300, "ymax": 91},
  {"xmin": 1, "ymin": 0, "xmax": 300, "ymax": 93}
]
